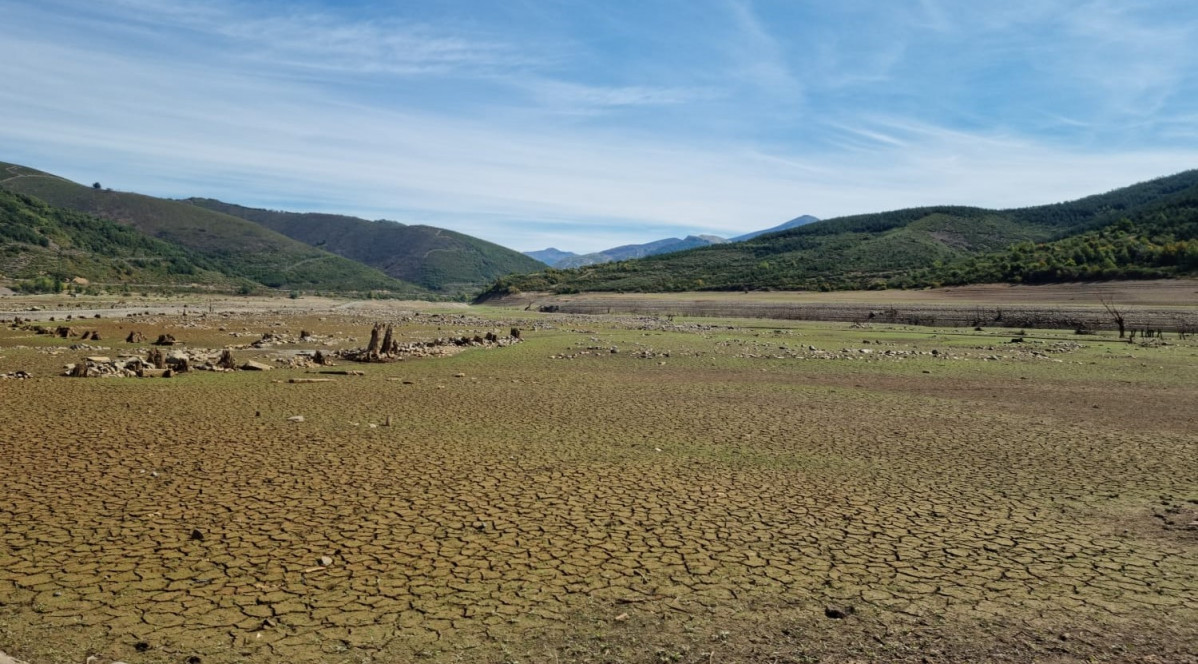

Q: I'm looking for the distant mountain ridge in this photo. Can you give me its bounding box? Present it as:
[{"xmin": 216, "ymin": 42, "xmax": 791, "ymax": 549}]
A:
[
  {"xmin": 185, "ymin": 199, "xmax": 543, "ymax": 294},
  {"xmin": 730, "ymin": 215, "xmax": 819, "ymax": 242},
  {"xmin": 524, "ymin": 248, "xmax": 577, "ymax": 265},
  {"xmin": 485, "ymin": 170, "xmax": 1198, "ymax": 296},
  {"xmin": 525, "ymin": 216, "xmax": 819, "ymax": 268},
  {"xmin": 554, "ymin": 235, "xmax": 729, "ymax": 268}
]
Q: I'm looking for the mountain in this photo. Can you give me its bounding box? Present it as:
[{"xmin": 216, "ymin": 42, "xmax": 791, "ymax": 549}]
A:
[
  {"xmin": 730, "ymin": 215, "xmax": 819, "ymax": 242},
  {"xmin": 482, "ymin": 170, "xmax": 1198, "ymax": 296},
  {"xmin": 0, "ymin": 162, "xmax": 414, "ymax": 293},
  {"xmin": 523, "ymin": 248, "xmax": 578, "ymax": 266},
  {"xmin": 530, "ymin": 218, "xmax": 822, "ymax": 268},
  {"xmin": 184, "ymin": 199, "xmax": 544, "ymax": 294},
  {"xmin": 0, "ymin": 188, "xmax": 234, "ymax": 290},
  {"xmin": 556, "ymin": 235, "xmax": 730, "ymax": 268}
]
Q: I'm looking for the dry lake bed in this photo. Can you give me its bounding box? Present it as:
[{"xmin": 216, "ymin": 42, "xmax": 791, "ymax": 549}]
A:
[{"xmin": 0, "ymin": 291, "xmax": 1196, "ymax": 663}]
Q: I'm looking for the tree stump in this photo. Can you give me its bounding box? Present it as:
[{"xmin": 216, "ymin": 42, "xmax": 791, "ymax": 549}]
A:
[
  {"xmin": 147, "ymin": 348, "xmax": 166, "ymax": 369},
  {"xmin": 380, "ymin": 325, "xmax": 394, "ymax": 357},
  {"xmin": 366, "ymin": 323, "xmax": 382, "ymax": 357}
]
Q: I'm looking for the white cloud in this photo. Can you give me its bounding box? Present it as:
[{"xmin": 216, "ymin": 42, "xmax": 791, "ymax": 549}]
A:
[{"xmin": 1, "ymin": 0, "xmax": 1196, "ymax": 254}]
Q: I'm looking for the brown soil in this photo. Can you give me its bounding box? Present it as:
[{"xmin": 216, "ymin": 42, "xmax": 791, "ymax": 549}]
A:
[{"xmin": 0, "ymin": 297, "xmax": 1195, "ymax": 663}]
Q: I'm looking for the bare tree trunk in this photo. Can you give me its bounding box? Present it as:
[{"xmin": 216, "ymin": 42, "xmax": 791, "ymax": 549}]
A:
[{"xmin": 380, "ymin": 325, "xmax": 394, "ymax": 357}]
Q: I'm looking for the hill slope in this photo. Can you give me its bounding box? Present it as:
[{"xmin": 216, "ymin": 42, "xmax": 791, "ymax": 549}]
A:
[
  {"xmin": 0, "ymin": 188, "xmax": 232, "ymax": 289},
  {"xmin": 0, "ymin": 163, "xmax": 416, "ymax": 293},
  {"xmin": 484, "ymin": 170, "xmax": 1198, "ymax": 295},
  {"xmin": 185, "ymin": 199, "xmax": 544, "ymax": 294}
]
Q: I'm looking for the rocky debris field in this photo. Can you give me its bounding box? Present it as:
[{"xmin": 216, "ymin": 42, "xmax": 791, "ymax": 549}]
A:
[{"xmin": 0, "ymin": 297, "xmax": 1196, "ymax": 663}]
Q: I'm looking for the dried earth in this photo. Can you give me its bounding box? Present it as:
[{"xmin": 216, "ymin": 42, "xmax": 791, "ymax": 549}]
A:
[{"xmin": 0, "ymin": 293, "xmax": 1195, "ymax": 663}]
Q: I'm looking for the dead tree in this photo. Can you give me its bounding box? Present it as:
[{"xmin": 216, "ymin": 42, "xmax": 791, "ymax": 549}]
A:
[
  {"xmin": 217, "ymin": 349, "xmax": 236, "ymax": 370},
  {"xmin": 1100, "ymin": 298, "xmax": 1126, "ymax": 338}
]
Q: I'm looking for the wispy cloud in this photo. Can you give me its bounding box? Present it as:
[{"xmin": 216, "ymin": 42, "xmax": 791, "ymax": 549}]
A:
[
  {"xmin": 1, "ymin": 0, "xmax": 1196, "ymax": 253},
  {"xmin": 723, "ymin": 0, "xmax": 802, "ymax": 100}
]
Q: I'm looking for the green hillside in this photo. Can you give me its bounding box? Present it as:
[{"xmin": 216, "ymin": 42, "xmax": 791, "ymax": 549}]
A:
[
  {"xmin": 0, "ymin": 163, "xmax": 419, "ymax": 293},
  {"xmin": 0, "ymin": 188, "xmax": 235, "ymax": 290},
  {"xmin": 483, "ymin": 170, "xmax": 1198, "ymax": 295},
  {"xmin": 185, "ymin": 199, "xmax": 544, "ymax": 294},
  {"xmin": 910, "ymin": 191, "xmax": 1198, "ymax": 288}
]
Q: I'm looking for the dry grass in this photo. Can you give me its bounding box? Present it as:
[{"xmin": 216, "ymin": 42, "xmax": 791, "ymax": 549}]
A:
[{"xmin": 0, "ymin": 295, "xmax": 1195, "ymax": 663}]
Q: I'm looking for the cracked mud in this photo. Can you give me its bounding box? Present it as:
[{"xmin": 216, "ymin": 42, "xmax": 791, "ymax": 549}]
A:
[{"xmin": 0, "ymin": 297, "xmax": 1195, "ymax": 663}]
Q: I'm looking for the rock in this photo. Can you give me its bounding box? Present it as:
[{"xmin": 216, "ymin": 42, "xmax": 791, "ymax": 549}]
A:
[
  {"xmin": 454, "ymin": 372, "xmax": 466, "ymax": 378},
  {"xmin": 138, "ymin": 368, "xmax": 171, "ymax": 378},
  {"xmin": 824, "ymin": 606, "xmax": 853, "ymax": 619},
  {"xmin": 287, "ymin": 415, "xmax": 305, "ymax": 422},
  {"xmin": 241, "ymin": 360, "xmax": 272, "ymax": 371},
  {"xmin": 288, "ymin": 378, "xmax": 335, "ymax": 384},
  {"xmin": 152, "ymin": 334, "xmax": 176, "ymax": 346},
  {"xmin": 318, "ymin": 555, "xmax": 333, "ymax": 567},
  {"xmin": 189, "ymin": 529, "xmax": 204, "ymax": 541}
]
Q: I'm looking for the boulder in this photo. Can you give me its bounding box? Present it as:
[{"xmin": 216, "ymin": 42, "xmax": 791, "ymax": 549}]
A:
[{"xmin": 241, "ymin": 360, "xmax": 272, "ymax": 371}]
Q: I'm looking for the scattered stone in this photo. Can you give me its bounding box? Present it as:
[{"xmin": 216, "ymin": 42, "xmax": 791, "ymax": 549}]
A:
[
  {"xmin": 288, "ymin": 378, "xmax": 335, "ymax": 384},
  {"xmin": 241, "ymin": 360, "xmax": 273, "ymax": 371},
  {"xmin": 318, "ymin": 555, "xmax": 333, "ymax": 567},
  {"xmin": 287, "ymin": 415, "xmax": 305, "ymax": 423},
  {"xmin": 189, "ymin": 529, "xmax": 204, "ymax": 542},
  {"xmin": 152, "ymin": 334, "xmax": 177, "ymax": 346}
]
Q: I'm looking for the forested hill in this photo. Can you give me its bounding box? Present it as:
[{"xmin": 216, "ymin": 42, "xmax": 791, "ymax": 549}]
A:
[
  {"xmin": 481, "ymin": 169, "xmax": 1198, "ymax": 296},
  {"xmin": 185, "ymin": 199, "xmax": 544, "ymax": 295},
  {"xmin": 0, "ymin": 188, "xmax": 233, "ymax": 289},
  {"xmin": 0, "ymin": 162, "xmax": 414, "ymax": 293}
]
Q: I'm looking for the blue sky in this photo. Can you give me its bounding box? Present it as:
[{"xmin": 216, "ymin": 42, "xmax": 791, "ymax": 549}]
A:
[{"xmin": 2, "ymin": 0, "xmax": 1198, "ymax": 253}]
